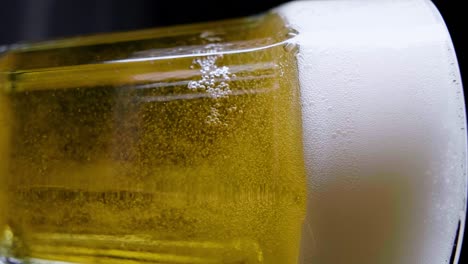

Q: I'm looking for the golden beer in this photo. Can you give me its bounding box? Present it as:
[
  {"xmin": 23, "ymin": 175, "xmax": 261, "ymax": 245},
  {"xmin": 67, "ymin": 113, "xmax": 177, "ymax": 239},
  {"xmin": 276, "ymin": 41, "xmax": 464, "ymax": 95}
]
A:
[{"xmin": 0, "ymin": 13, "xmax": 306, "ymax": 264}]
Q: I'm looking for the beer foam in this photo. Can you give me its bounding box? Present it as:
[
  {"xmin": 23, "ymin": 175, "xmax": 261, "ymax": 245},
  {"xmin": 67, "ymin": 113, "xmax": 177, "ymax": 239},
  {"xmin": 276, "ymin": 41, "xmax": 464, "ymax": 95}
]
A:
[{"xmin": 277, "ymin": 1, "xmax": 466, "ymax": 263}]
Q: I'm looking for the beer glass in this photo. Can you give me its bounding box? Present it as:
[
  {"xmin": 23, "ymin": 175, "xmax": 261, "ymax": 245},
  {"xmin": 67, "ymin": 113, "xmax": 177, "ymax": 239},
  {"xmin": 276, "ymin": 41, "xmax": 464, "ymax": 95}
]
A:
[{"xmin": 0, "ymin": 0, "xmax": 465, "ymax": 263}]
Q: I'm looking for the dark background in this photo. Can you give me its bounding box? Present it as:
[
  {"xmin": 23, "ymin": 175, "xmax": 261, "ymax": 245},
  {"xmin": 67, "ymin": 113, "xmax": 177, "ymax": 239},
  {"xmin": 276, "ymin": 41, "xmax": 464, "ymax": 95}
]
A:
[{"xmin": 0, "ymin": 0, "xmax": 466, "ymax": 262}]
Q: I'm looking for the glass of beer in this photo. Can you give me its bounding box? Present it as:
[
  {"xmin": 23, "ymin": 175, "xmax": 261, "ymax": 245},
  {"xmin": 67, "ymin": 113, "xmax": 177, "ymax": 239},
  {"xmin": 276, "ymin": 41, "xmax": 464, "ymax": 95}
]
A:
[{"xmin": 0, "ymin": 0, "xmax": 465, "ymax": 264}]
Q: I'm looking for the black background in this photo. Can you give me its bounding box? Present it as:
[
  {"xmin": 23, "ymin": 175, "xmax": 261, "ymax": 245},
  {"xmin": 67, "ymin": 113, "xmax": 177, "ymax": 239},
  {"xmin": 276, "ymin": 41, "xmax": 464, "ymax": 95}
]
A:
[{"xmin": 0, "ymin": 0, "xmax": 466, "ymax": 262}]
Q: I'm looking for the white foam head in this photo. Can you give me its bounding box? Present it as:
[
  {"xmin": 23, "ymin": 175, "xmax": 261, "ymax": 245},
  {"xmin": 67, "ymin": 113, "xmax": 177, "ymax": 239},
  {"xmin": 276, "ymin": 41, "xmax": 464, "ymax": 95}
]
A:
[{"xmin": 277, "ymin": 1, "xmax": 466, "ymax": 263}]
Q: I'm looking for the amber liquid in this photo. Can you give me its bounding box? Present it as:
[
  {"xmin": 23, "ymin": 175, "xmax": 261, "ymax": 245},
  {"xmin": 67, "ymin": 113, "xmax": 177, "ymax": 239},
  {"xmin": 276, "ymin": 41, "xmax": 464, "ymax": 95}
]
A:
[{"xmin": 0, "ymin": 14, "xmax": 306, "ymax": 264}]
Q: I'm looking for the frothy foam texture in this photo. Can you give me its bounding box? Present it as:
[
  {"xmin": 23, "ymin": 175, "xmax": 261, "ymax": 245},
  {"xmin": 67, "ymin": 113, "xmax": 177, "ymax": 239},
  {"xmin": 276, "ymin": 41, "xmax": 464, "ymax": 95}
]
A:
[{"xmin": 277, "ymin": 0, "xmax": 466, "ymax": 263}]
